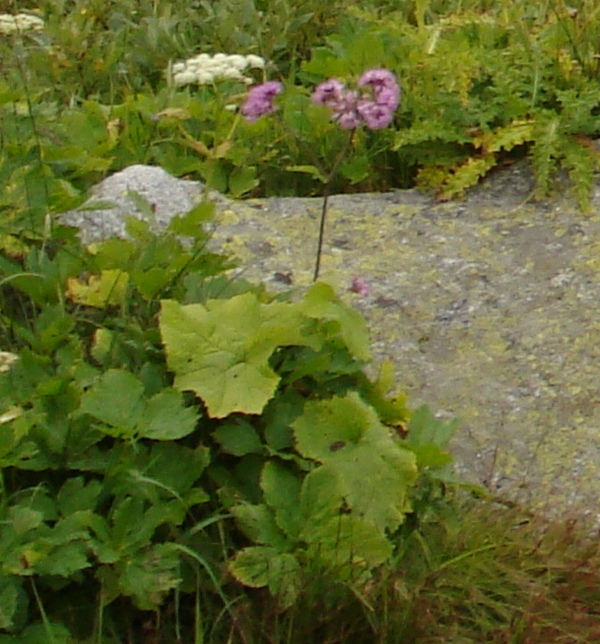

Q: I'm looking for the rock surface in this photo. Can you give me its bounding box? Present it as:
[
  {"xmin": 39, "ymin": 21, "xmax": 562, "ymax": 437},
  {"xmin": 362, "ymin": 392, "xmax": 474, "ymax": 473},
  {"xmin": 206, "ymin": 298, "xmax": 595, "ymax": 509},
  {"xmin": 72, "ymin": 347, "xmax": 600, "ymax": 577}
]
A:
[
  {"xmin": 60, "ymin": 164, "xmax": 600, "ymax": 526},
  {"xmin": 59, "ymin": 164, "xmax": 228, "ymax": 244}
]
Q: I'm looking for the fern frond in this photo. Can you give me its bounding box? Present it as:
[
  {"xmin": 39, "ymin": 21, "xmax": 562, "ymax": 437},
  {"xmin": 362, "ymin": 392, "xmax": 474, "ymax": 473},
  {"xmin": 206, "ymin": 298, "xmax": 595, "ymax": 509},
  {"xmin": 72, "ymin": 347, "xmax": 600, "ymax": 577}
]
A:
[
  {"xmin": 530, "ymin": 114, "xmax": 562, "ymax": 197},
  {"xmin": 562, "ymin": 136, "xmax": 599, "ymax": 212},
  {"xmin": 473, "ymin": 120, "xmax": 535, "ymax": 155},
  {"xmin": 439, "ymin": 154, "xmax": 496, "ymax": 200},
  {"xmin": 393, "ymin": 120, "xmax": 469, "ymax": 150}
]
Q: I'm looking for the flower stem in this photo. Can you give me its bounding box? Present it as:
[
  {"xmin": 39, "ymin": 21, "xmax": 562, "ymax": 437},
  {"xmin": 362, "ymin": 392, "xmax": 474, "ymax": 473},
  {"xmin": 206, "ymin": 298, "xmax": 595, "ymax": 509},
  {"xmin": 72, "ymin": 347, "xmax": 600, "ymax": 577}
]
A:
[
  {"xmin": 313, "ymin": 186, "xmax": 330, "ymax": 281},
  {"xmin": 313, "ymin": 129, "xmax": 355, "ymax": 281}
]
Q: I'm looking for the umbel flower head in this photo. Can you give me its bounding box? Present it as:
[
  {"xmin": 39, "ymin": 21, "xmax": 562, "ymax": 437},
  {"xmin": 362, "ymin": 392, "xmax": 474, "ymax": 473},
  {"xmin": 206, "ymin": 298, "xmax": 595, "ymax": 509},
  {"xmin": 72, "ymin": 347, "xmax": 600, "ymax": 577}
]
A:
[
  {"xmin": 313, "ymin": 68, "xmax": 400, "ymax": 130},
  {"xmin": 0, "ymin": 13, "xmax": 44, "ymax": 35},
  {"xmin": 0, "ymin": 351, "xmax": 19, "ymax": 373},
  {"xmin": 171, "ymin": 53, "xmax": 265, "ymax": 87}
]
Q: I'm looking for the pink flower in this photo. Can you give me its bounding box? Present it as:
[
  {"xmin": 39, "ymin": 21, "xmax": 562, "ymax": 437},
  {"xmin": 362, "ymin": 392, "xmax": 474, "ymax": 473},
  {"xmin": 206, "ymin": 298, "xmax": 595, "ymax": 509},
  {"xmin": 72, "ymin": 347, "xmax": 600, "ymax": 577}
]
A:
[
  {"xmin": 312, "ymin": 79, "xmax": 346, "ymax": 107},
  {"xmin": 358, "ymin": 68, "xmax": 401, "ymax": 97},
  {"xmin": 241, "ymin": 81, "xmax": 283, "ymax": 122},
  {"xmin": 336, "ymin": 110, "xmax": 363, "ymax": 129},
  {"xmin": 357, "ymin": 100, "xmax": 395, "ymax": 129},
  {"xmin": 349, "ymin": 276, "xmax": 370, "ymax": 296},
  {"xmin": 332, "ymin": 90, "xmax": 362, "ymax": 129},
  {"xmin": 311, "ymin": 68, "xmax": 400, "ymax": 131},
  {"xmin": 374, "ymin": 87, "xmax": 400, "ymax": 111}
]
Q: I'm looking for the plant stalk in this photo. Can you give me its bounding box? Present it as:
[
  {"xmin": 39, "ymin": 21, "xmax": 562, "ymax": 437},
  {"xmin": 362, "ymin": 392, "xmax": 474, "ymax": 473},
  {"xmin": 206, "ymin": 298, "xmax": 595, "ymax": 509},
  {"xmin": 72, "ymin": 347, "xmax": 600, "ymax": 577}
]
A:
[
  {"xmin": 313, "ymin": 129, "xmax": 355, "ymax": 281},
  {"xmin": 313, "ymin": 186, "xmax": 330, "ymax": 281}
]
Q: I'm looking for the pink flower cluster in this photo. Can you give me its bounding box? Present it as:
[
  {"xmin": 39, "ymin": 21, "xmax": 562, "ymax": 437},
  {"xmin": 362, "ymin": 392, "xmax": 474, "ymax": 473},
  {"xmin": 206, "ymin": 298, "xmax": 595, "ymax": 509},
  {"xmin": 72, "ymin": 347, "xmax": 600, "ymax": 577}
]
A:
[
  {"xmin": 240, "ymin": 69, "xmax": 400, "ymax": 130},
  {"xmin": 312, "ymin": 68, "xmax": 400, "ymax": 130},
  {"xmin": 240, "ymin": 80, "xmax": 283, "ymax": 122}
]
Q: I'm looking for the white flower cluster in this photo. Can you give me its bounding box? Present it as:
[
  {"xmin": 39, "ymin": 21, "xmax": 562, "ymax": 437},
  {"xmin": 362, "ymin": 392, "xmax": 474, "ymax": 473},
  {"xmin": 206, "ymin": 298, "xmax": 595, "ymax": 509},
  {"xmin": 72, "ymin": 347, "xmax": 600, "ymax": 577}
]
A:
[
  {"xmin": 0, "ymin": 351, "xmax": 19, "ymax": 373},
  {"xmin": 0, "ymin": 13, "xmax": 44, "ymax": 36},
  {"xmin": 171, "ymin": 53, "xmax": 266, "ymax": 87},
  {"xmin": 0, "ymin": 407, "xmax": 22, "ymax": 425}
]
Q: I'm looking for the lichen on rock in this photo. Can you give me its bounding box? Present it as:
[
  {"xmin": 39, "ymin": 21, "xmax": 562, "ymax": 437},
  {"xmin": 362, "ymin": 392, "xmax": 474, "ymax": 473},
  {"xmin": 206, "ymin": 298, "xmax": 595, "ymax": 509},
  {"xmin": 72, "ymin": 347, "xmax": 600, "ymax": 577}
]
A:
[{"xmin": 61, "ymin": 162, "xmax": 600, "ymax": 526}]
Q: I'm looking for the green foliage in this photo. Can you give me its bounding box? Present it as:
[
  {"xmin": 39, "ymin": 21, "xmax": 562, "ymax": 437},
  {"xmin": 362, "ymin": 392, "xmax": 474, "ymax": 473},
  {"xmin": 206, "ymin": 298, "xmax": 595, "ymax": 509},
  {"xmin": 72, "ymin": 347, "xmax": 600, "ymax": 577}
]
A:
[
  {"xmin": 0, "ymin": 191, "xmax": 456, "ymax": 637},
  {"xmin": 3, "ymin": 0, "xmax": 600, "ymax": 215},
  {"xmin": 223, "ymin": 390, "xmax": 419, "ymax": 605},
  {"xmin": 3, "ymin": 0, "xmax": 600, "ymax": 639},
  {"xmin": 159, "ymin": 293, "xmax": 321, "ymax": 418},
  {"xmin": 302, "ymin": 3, "xmax": 600, "ymax": 204}
]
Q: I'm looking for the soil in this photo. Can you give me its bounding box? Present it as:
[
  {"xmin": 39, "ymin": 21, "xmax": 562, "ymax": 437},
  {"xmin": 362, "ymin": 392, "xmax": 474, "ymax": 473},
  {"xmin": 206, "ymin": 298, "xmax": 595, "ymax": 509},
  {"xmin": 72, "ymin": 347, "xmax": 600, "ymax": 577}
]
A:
[{"xmin": 209, "ymin": 162, "xmax": 600, "ymax": 526}]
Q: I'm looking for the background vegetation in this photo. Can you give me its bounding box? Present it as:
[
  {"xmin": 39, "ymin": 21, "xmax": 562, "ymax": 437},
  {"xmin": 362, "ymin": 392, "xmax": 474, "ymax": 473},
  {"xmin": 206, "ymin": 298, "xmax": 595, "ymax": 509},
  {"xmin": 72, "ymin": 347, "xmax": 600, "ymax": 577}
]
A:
[{"xmin": 1, "ymin": 1, "xmax": 600, "ymax": 642}]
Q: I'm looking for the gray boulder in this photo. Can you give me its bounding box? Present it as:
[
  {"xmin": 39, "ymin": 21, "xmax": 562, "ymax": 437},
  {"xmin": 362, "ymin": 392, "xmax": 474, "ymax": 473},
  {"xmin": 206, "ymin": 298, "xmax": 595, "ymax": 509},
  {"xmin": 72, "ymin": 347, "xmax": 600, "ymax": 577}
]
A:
[
  {"xmin": 59, "ymin": 163, "xmax": 600, "ymax": 527},
  {"xmin": 59, "ymin": 164, "xmax": 229, "ymax": 244}
]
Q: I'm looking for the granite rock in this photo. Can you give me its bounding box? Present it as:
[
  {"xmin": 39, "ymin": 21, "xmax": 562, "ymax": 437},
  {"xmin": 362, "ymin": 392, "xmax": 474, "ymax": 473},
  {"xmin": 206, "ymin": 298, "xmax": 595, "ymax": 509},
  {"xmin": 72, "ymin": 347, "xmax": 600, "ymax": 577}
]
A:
[
  {"xmin": 59, "ymin": 164, "xmax": 230, "ymax": 244},
  {"xmin": 60, "ymin": 163, "xmax": 600, "ymax": 527}
]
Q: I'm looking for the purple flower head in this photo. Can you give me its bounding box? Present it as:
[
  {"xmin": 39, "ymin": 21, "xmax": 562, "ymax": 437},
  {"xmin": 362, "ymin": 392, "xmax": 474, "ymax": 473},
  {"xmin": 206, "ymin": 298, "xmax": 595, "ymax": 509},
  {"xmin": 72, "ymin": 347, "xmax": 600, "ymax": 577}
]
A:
[
  {"xmin": 357, "ymin": 100, "xmax": 395, "ymax": 130},
  {"xmin": 312, "ymin": 68, "xmax": 400, "ymax": 131},
  {"xmin": 330, "ymin": 89, "xmax": 362, "ymax": 129},
  {"xmin": 313, "ymin": 82, "xmax": 362, "ymax": 129},
  {"xmin": 312, "ymin": 79, "xmax": 346, "ymax": 107},
  {"xmin": 358, "ymin": 68, "xmax": 400, "ymax": 95},
  {"xmin": 241, "ymin": 81, "xmax": 283, "ymax": 122},
  {"xmin": 335, "ymin": 110, "xmax": 362, "ymax": 130},
  {"xmin": 374, "ymin": 87, "xmax": 401, "ymax": 111}
]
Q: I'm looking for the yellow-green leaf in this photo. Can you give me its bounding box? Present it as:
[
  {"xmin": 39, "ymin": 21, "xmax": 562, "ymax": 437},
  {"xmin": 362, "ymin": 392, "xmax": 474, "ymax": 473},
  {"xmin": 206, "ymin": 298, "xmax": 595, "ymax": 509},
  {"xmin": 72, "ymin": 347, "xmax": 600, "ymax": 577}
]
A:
[{"xmin": 66, "ymin": 269, "xmax": 128, "ymax": 307}]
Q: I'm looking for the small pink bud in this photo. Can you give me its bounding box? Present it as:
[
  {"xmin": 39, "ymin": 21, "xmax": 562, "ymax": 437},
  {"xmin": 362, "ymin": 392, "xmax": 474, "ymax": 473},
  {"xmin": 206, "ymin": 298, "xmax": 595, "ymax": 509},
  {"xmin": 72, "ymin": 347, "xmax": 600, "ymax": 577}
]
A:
[{"xmin": 349, "ymin": 276, "xmax": 370, "ymax": 296}]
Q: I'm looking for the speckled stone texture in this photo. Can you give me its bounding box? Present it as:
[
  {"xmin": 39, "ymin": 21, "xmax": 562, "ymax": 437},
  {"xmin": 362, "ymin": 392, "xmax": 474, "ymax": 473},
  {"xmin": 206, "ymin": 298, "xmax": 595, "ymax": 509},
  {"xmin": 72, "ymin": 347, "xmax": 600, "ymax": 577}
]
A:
[
  {"xmin": 59, "ymin": 164, "xmax": 227, "ymax": 244},
  {"xmin": 61, "ymin": 163, "xmax": 600, "ymax": 526}
]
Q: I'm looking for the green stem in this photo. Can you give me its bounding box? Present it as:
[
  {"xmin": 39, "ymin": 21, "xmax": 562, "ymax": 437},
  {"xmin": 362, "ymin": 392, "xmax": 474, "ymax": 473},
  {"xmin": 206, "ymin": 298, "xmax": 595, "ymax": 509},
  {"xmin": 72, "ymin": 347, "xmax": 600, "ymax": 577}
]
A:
[
  {"xmin": 313, "ymin": 129, "xmax": 355, "ymax": 281},
  {"xmin": 276, "ymin": 116, "xmax": 356, "ymax": 281}
]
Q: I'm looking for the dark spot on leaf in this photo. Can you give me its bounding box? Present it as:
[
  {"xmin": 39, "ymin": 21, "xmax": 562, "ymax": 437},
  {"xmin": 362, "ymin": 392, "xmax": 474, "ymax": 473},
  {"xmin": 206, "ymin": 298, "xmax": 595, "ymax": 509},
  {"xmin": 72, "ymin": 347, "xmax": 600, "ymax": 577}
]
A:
[{"xmin": 329, "ymin": 441, "xmax": 346, "ymax": 452}]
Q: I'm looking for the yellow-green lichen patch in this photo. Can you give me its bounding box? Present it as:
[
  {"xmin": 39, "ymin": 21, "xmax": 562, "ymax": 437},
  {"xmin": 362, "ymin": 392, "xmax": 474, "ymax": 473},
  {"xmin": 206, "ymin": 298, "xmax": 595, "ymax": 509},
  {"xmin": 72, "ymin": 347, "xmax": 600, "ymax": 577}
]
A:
[{"xmin": 209, "ymin": 162, "xmax": 600, "ymax": 524}]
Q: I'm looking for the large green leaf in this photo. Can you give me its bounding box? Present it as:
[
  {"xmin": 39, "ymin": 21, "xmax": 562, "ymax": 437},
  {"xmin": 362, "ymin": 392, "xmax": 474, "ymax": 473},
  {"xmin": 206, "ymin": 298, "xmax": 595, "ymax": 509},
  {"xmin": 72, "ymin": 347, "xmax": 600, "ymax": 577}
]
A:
[
  {"xmin": 34, "ymin": 541, "xmax": 91, "ymax": 577},
  {"xmin": 109, "ymin": 497, "xmax": 177, "ymax": 553},
  {"xmin": 229, "ymin": 546, "xmax": 301, "ymax": 608},
  {"xmin": 230, "ymin": 503, "xmax": 289, "ymax": 550},
  {"xmin": 213, "ymin": 418, "xmax": 264, "ymax": 456},
  {"xmin": 80, "ymin": 369, "xmax": 144, "ymax": 433},
  {"xmin": 57, "ymin": 477, "xmax": 101, "ymax": 516},
  {"xmin": 303, "ymin": 514, "xmax": 393, "ymax": 579},
  {"xmin": 145, "ymin": 443, "xmax": 210, "ymax": 495},
  {"xmin": 298, "ymin": 464, "xmax": 344, "ymax": 526},
  {"xmin": 80, "ymin": 371, "xmax": 198, "ymax": 440},
  {"xmin": 118, "ymin": 543, "xmax": 181, "ymax": 610},
  {"xmin": 137, "ymin": 389, "xmax": 199, "ymax": 440},
  {"xmin": 301, "ymin": 283, "xmax": 371, "ymax": 362},
  {"xmin": 293, "ymin": 392, "xmax": 417, "ymax": 532},
  {"xmin": 159, "ymin": 295, "xmax": 318, "ymax": 418},
  {"xmin": 261, "ymin": 461, "xmax": 303, "ymax": 539},
  {"xmin": 298, "ymin": 466, "xmax": 393, "ymax": 578},
  {"xmin": 8, "ymin": 506, "xmax": 44, "ymax": 536}
]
